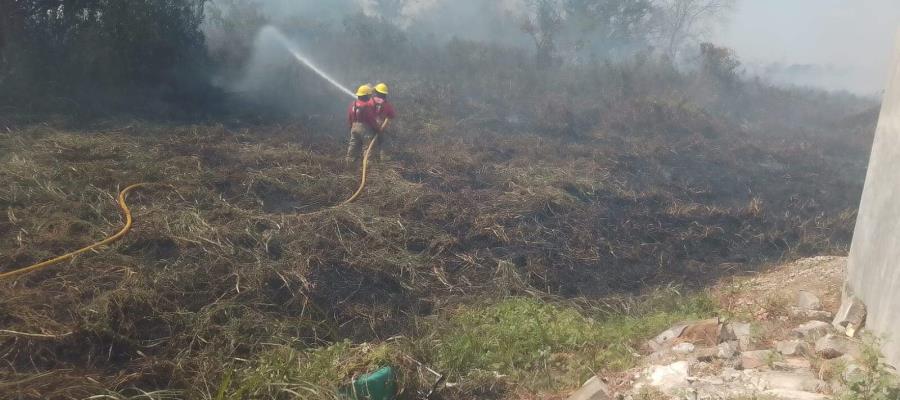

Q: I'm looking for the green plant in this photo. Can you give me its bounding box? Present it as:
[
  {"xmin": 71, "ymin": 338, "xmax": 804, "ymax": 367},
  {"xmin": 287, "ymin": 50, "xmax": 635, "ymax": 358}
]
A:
[
  {"xmin": 424, "ymin": 291, "xmax": 716, "ymax": 392},
  {"xmin": 634, "ymin": 386, "xmax": 667, "ymax": 400},
  {"xmin": 225, "ymin": 341, "xmax": 403, "ymax": 400},
  {"xmin": 840, "ymin": 338, "xmax": 900, "ymax": 400}
]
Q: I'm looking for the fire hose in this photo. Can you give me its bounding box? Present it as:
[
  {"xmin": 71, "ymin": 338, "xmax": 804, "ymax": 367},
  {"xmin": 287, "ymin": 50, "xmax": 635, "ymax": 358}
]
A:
[{"xmin": 0, "ymin": 136, "xmax": 379, "ymax": 281}]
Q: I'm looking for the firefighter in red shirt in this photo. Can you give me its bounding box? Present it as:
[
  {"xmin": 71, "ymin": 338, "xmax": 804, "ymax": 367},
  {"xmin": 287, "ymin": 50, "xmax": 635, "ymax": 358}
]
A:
[
  {"xmin": 372, "ymin": 83, "xmax": 397, "ymax": 161},
  {"xmin": 345, "ymin": 84, "xmax": 380, "ymax": 164}
]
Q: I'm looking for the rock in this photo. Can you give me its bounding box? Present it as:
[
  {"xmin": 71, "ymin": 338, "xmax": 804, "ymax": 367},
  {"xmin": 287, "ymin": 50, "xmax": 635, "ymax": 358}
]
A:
[
  {"xmin": 762, "ymin": 389, "xmax": 829, "ymax": 400},
  {"xmin": 759, "ymin": 371, "xmax": 827, "ymax": 392},
  {"xmin": 720, "ymin": 368, "xmax": 743, "ymax": 383},
  {"xmin": 647, "ymin": 361, "xmax": 691, "ymax": 393},
  {"xmin": 648, "ymin": 324, "xmax": 688, "ymax": 351},
  {"xmin": 815, "ymin": 334, "xmax": 861, "ymax": 360},
  {"xmin": 717, "ymin": 341, "xmax": 740, "ymax": 359},
  {"xmin": 792, "ymin": 321, "xmax": 832, "ymax": 340},
  {"xmin": 696, "ymin": 376, "xmax": 725, "ymax": 386},
  {"xmin": 796, "ymin": 291, "xmax": 823, "ymax": 310},
  {"xmin": 741, "ymin": 350, "xmax": 777, "ymax": 370},
  {"xmin": 776, "ymin": 340, "xmax": 810, "ymax": 357},
  {"xmin": 774, "ymin": 357, "xmax": 813, "ymax": 372},
  {"xmin": 723, "ymin": 322, "xmax": 753, "ymax": 350},
  {"xmin": 693, "ymin": 347, "xmax": 719, "ymax": 362},
  {"xmin": 646, "ymin": 348, "xmax": 676, "ymax": 365},
  {"xmin": 678, "ymin": 318, "xmax": 721, "ymax": 346},
  {"xmin": 673, "ymin": 342, "xmax": 695, "ymax": 354},
  {"xmin": 567, "ymin": 376, "xmax": 613, "ymax": 400},
  {"xmin": 833, "ymin": 295, "xmax": 866, "ymax": 337},
  {"xmin": 790, "ymin": 307, "xmax": 833, "ymax": 322}
]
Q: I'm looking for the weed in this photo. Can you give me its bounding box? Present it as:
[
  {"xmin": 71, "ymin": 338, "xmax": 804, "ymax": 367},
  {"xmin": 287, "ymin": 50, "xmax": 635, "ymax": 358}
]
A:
[
  {"xmin": 839, "ymin": 338, "xmax": 900, "ymax": 400},
  {"xmin": 633, "ymin": 386, "xmax": 667, "ymax": 400},
  {"xmin": 419, "ymin": 290, "xmax": 716, "ymax": 393},
  {"xmin": 224, "ymin": 341, "xmax": 404, "ymax": 400}
]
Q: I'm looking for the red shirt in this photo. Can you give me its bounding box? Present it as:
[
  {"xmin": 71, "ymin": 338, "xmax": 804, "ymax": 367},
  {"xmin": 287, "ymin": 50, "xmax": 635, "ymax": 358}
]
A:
[
  {"xmin": 373, "ymin": 97, "xmax": 396, "ymax": 120},
  {"xmin": 348, "ymin": 99, "xmax": 378, "ymax": 130}
]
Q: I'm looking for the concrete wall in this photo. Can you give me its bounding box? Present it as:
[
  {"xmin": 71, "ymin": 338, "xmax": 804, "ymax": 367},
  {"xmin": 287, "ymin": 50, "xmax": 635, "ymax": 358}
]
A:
[{"xmin": 846, "ymin": 30, "xmax": 900, "ymax": 367}]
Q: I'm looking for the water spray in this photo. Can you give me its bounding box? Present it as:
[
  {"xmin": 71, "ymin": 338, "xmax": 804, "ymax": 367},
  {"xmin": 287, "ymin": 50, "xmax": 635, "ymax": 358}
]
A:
[{"xmin": 261, "ymin": 26, "xmax": 356, "ymax": 98}]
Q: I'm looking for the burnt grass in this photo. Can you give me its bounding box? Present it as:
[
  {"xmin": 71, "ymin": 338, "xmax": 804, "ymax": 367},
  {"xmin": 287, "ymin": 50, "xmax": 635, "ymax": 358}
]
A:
[{"xmin": 0, "ymin": 107, "xmax": 867, "ymax": 398}]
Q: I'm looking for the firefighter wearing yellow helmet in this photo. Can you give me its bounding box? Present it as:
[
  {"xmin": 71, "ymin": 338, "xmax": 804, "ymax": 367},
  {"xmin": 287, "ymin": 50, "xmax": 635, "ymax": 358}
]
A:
[
  {"xmin": 345, "ymin": 84, "xmax": 380, "ymax": 163},
  {"xmin": 372, "ymin": 83, "xmax": 396, "ymax": 161}
]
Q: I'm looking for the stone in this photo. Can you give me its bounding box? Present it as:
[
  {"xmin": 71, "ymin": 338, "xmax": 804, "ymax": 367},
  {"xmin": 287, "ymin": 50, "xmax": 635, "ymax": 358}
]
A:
[
  {"xmin": 832, "ymin": 295, "xmax": 866, "ymax": 337},
  {"xmin": 646, "ymin": 349, "xmax": 676, "ymax": 365},
  {"xmin": 741, "ymin": 350, "xmax": 777, "ymax": 370},
  {"xmin": 567, "ymin": 376, "xmax": 613, "ymax": 400},
  {"xmin": 693, "ymin": 347, "xmax": 719, "ymax": 362},
  {"xmin": 673, "ymin": 342, "xmax": 695, "ymax": 354},
  {"xmin": 774, "ymin": 357, "xmax": 813, "ymax": 372},
  {"xmin": 776, "ymin": 340, "xmax": 810, "ymax": 357},
  {"xmin": 724, "ymin": 322, "xmax": 753, "ymax": 350},
  {"xmin": 678, "ymin": 318, "xmax": 721, "ymax": 347},
  {"xmin": 762, "ymin": 389, "xmax": 829, "ymax": 400},
  {"xmin": 792, "ymin": 321, "xmax": 832, "ymax": 340},
  {"xmin": 815, "ymin": 334, "xmax": 861, "ymax": 360},
  {"xmin": 647, "ymin": 361, "xmax": 691, "ymax": 393},
  {"xmin": 759, "ymin": 371, "xmax": 827, "ymax": 392},
  {"xmin": 789, "ymin": 307, "xmax": 833, "ymax": 322},
  {"xmin": 648, "ymin": 324, "xmax": 688, "ymax": 351},
  {"xmin": 717, "ymin": 341, "xmax": 740, "ymax": 359},
  {"xmin": 796, "ymin": 291, "xmax": 823, "ymax": 310}
]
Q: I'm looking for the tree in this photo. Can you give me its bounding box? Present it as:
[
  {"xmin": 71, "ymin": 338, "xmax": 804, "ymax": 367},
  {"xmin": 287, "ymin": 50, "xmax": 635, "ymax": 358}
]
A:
[
  {"xmin": 564, "ymin": 0, "xmax": 656, "ymax": 55},
  {"xmin": 653, "ymin": 0, "xmax": 735, "ymax": 59},
  {"xmin": 699, "ymin": 42, "xmax": 740, "ymax": 88},
  {"xmin": 521, "ymin": 0, "xmax": 564, "ymax": 69},
  {"xmin": 2, "ymin": 0, "xmax": 208, "ymax": 96}
]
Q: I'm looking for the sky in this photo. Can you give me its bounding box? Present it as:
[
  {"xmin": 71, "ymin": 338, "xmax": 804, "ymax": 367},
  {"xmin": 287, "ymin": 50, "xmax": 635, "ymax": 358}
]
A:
[{"xmin": 720, "ymin": 0, "xmax": 900, "ymax": 95}]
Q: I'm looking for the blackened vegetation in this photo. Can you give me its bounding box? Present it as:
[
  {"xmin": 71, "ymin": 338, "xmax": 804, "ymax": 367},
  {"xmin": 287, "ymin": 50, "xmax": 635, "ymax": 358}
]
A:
[
  {"xmin": 0, "ymin": 99, "xmax": 868, "ymax": 396},
  {"xmin": 0, "ymin": 2, "xmax": 879, "ymax": 399}
]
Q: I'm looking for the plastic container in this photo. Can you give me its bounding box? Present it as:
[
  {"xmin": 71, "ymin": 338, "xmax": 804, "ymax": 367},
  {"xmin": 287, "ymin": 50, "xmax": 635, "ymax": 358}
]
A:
[{"xmin": 340, "ymin": 366, "xmax": 397, "ymax": 400}]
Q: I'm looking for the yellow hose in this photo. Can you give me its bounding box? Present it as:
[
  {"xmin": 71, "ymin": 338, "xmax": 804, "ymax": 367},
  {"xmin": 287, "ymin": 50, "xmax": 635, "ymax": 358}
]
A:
[
  {"xmin": 0, "ymin": 183, "xmax": 147, "ymax": 281},
  {"xmin": 1, "ymin": 135, "xmax": 379, "ymax": 280},
  {"xmin": 341, "ymin": 134, "xmax": 379, "ymax": 206}
]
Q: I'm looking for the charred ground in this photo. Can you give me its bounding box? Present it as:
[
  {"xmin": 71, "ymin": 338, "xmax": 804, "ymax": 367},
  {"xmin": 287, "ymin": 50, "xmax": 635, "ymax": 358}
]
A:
[{"xmin": 0, "ymin": 87, "xmax": 873, "ymax": 397}]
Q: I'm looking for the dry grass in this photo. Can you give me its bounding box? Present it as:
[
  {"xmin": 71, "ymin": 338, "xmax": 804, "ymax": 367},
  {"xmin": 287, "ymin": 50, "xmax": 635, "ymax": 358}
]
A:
[{"xmin": 0, "ymin": 105, "xmax": 865, "ymax": 398}]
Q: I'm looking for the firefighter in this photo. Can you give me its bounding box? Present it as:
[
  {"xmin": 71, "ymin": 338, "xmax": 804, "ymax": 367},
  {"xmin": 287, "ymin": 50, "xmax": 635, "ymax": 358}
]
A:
[
  {"xmin": 372, "ymin": 83, "xmax": 397, "ymax": 161},
  {"xmin": 345, "ymin": 84, "xmax": 380, "ymax": 164}
]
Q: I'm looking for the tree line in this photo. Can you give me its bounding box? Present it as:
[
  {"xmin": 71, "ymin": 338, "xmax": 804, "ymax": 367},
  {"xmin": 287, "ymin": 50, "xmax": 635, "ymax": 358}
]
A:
[{"xmin": 0, "ymin": 0, "xmax": 733, "ymax": 116}]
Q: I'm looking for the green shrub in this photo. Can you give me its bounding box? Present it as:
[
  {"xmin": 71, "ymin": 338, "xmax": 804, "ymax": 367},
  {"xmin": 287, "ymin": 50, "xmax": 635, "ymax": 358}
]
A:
[{"xmin": 840, "ymin": 338, "xmax": 900, "ymax": 400}]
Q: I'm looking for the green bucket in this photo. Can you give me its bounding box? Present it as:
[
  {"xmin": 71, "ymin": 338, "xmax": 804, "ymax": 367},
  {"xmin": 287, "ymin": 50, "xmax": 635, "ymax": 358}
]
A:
[{"xmin": 339, "ymin": 366, "xmax": 397, "ymax": 400}]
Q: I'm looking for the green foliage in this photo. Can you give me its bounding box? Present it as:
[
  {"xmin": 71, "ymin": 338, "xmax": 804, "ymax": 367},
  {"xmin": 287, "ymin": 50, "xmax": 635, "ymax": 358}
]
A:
[
  {"xmin": 225, "ymin": 341, "xmax": 400, "ymax": 399},
  {"xmin": 840, "ymin": 338, "xmax": 900, "ymax": 400},
  {"xmin": 223, "ymin": 292, "xmax": 716, "ymax": 397},
  {"xmin": 2, "ymin": 0, "xmax": 210, "ymax": 114},
  {"xmin": 426, "ymin": 291, "xmax": 716, "ymax": 390}
]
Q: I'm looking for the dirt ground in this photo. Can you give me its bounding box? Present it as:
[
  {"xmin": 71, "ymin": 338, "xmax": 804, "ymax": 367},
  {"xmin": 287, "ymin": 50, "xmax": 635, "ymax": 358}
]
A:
[{"xmin": 715, "ymin": 256, "xmax": 846, "ymax": 328}]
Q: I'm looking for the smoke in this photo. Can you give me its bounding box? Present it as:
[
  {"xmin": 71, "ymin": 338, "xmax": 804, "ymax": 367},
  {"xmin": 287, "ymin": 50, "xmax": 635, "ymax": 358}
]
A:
[
  {"xmin": 720, "ymin": 0, "xmax": 900, "ymax": 94},
  {"xmin": 206, "ymin": 0, "xmax": 898, "ymax": 98}
]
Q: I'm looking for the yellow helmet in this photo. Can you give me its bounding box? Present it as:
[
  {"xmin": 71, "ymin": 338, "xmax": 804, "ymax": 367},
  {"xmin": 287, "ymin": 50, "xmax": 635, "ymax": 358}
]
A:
[
  {"xmin": 356, "ymin": 84, "xmax": 373, "ymax": 97},
  {"xmin": 374, "ymin": 83, "xmax": 389, "ymax": 95}
]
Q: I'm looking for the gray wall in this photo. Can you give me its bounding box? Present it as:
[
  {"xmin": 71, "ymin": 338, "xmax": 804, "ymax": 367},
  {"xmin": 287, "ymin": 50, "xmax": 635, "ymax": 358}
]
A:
[{"xmin": 847, "ymin": 30, "xmax": 900, "ymax": 367}]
